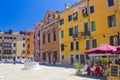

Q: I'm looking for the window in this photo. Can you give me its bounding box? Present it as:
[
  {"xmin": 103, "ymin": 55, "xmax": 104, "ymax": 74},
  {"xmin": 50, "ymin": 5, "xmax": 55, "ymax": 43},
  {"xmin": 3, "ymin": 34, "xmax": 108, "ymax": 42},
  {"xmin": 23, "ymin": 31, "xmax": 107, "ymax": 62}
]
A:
[
  {"xmin": 68, "ymin": 15, "xmax": 72, "ymax": 22},
  {"xmin": 47, "ymin": 31, "xmax": 50, "ymax": 43},
  {"xmin": 17, "ymin": 57, "xmax": 19, "ymax": 59},
  {"xmin": 23, "ymin": 50, "xmax": 25, "ymax": 54},
  {"xmin": 76, "ymin": 55, "xmax": 79, "ymax": 59},
  {"xmin": 13, "ymin": 50, "xmax": 16, "ymax": 54},
  {"xmin": 76, "ymin": 42, "xmax": 79, "ymax": 50},
  {"xmin": 108, "ymin": 14, "xmax": 116, "ymax": 27},
  {"xmin": 91, "ymin": 21, "xmax": 96, "ymax": 32},
  {"xmin": 0, "ymin": 43, "xmax": 2, "ymax": 47},
  {"xmin": 70, "ymin": 42, "xmax": 74, "ymax": 50},
  {"xmin": 73, "ymin": 12, "xmax": 78, "ymax": 20},
  {"xmin": 38, "ymin": 31, "xmax": 40, "ymax": 37},
  {"xmin": 90, "ymin": 6, "xmax": 94, "ymax": 14},
  {"xmin": 69, "ymin": 28, "xmax": 73, "ymax": 36},
  {"xmin": 92, "ymin": 39, "xmax": 97, "ymax": 48},
  {"xmin": 23, "ymin": 43, "xmax": 25, "ymax": 47},
  {"xmin": 27, "ymin": 38, "xmax": 30, "ymax": 41},
  {"xmin": 43, "ymin": 33, "xmax": 46, "ymax": 44},
  {"xmin": 61, "ymin": 31, "xmax": 64, "ymax": 38},
  {"xmin": 84, "ymin": 23, "xmax": 88, "ymax": 32},
  {"xmin": 47, "ymin": 13, "xmax": 51, "ymax": 24},
  {"xmin": 82, "ymin": 8, "xmax": 88, "ymax": 17},
  {"xmin": 43, "ymin": 52, "xmax": 46, "ymax": 60},
  {"xmin": 86, "ymin": 40, "xmax": 90, "ymax": 50},
  {"xmin": 7, "ymin": 37, "xmax": 9, "ymax": 39},
  {"xmin": 23, "ymin": 37, "xmax": 25, "ymax": 40},
  {"xmin": 108, "ymin": 0, "xmax": 114, "ymax": 7},
  {"xmin": 53, "ymin": 28, "xmax": 56, "ymax": 41},
  {"xmin": 28, "ymin": 44, "xmax": 30, "ymax": 48},
  {"xmin": 14, "ymin": 37, "xmax": 16, "ymax": 40},
  {"xmin": 109, "ymin": 36, "xmax": 120, "ymax": 46},
  {"xmin": 84, "ymin": 22, "xmax": 89, "ymax": 36},
  {"xmin": 61, "ymin": 44, "xmax": 64, "ymax": 51},
  {"xmin": 60, "ymin": 19, "xmax": 64, "ymax": 25},
  {"xmin": 110, "ymin": 36, "xmax": 114, "ymax": 46},
  {"xmin": 80, "ymin": 55, "xmax": 85, "ymax": 64},
  {"xmin": 0, "ymin": 36, "xmax": 2, "ymax": 39},
  {"xmin": 62, "ymin": 55, "xmax": 64, "ymax": 59},
  {"xmin": 74, "ymin": 25, "xmax": 78, "ymax": 35},
  {"xmin": 117, "ymin": 35, "xmax": 120, "ymax": 45},
  {"xmin": 10, "ymin": 37, "xmax": 12, "ymax": 39},
  {"xmin": 4, "ymin": 37, "xmax": 7, "ymax": 39},
  {"xmin": 13, "ymin": 43, "xmax": 16, "ymax": 47}
]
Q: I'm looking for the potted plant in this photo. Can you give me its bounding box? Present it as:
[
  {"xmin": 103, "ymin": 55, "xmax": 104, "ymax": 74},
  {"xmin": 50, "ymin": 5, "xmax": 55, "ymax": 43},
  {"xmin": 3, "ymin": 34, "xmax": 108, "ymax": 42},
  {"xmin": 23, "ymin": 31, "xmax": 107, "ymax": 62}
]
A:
[{"xmin": 73, "ymin": 62, "xmax": 84, "ymax": 76}]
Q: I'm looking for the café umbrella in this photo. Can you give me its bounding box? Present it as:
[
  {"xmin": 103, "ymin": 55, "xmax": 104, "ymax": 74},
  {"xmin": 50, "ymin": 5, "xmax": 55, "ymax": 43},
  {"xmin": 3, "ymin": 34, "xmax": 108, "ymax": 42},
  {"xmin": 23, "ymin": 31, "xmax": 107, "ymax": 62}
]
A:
[
  {"xmin": 85, "ymin": 44, "xmax": 117, "ymax": 54},
  {"xmin": 85, "ymin": 44, "xmax": 117, "ymax": 63}
]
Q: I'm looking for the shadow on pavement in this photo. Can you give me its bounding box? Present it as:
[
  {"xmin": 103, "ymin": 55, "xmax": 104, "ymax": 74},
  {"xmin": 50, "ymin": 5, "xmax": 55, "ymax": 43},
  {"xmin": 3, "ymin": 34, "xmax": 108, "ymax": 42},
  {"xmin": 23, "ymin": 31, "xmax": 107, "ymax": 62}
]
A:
[{"xmin": 79, "ymin": 75, "xmax": 107, "ymax": 80}]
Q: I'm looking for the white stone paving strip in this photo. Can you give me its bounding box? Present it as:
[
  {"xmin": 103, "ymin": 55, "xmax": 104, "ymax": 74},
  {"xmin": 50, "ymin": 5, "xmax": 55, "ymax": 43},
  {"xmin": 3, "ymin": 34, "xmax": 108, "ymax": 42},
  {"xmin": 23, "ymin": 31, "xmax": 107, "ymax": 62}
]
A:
[{"xmin": 0, "ymin": 64, "xmax": 100, "ymax": 80}]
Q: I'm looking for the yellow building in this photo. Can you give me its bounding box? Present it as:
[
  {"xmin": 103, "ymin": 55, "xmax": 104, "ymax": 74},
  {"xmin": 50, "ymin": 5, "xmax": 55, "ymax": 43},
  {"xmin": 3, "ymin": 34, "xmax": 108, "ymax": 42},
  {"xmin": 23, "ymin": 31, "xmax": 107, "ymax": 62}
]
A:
[
  {"xmin": 25, "ymin": 30, "xmax": 34, "ymax": 60},
  {"xmin": 59, "ymin": 0, "xmax": 120, "ymax": 65}
]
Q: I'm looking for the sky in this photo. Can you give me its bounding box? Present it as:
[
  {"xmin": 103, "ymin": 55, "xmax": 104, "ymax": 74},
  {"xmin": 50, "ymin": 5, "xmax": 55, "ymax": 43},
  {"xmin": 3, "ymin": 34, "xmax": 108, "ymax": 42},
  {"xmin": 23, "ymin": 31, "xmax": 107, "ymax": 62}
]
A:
[{"xmin": 0, "ymin": 0, "xmax": 77, "ymax": 32}]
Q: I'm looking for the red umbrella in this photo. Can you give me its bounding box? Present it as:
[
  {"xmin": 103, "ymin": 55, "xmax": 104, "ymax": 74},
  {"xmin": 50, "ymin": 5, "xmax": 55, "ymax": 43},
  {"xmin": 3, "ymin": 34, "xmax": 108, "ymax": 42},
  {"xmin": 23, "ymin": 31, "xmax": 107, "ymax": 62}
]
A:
[
  {"xmin": 115, "ymin": 46, "xmax": 120, "ymax": 54},
  {"xmin": 85, "ymin": 44, "xmax": 117, "ymax": 54}
]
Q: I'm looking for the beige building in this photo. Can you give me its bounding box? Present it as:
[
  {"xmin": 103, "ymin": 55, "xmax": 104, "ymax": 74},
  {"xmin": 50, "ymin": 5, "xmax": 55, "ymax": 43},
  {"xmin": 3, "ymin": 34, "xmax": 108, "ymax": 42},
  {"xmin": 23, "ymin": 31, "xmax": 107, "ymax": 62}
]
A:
[{"xmin": 0, "ymin": 30, "xmax": 26, "ymax": 63}]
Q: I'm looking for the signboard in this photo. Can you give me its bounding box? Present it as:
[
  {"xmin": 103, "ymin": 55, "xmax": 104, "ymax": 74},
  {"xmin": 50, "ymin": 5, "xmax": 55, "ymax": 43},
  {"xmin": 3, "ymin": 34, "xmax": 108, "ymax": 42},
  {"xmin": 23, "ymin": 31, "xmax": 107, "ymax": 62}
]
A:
[
  {"xmin": 111, "ymin": 66, "xmax": 118, "ymax": 76},
  {"xmin": 109, "ymin": 65, "xmax": 119, "ymax": 80}
]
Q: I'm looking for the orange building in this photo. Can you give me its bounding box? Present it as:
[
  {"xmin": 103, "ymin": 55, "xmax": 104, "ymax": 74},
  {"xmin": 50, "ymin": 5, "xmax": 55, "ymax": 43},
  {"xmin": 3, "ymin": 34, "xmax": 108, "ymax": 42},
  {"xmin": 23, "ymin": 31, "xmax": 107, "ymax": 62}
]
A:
[{"xmin": 25, "ymin": 30, "xmax": 34, "ymax": 60}]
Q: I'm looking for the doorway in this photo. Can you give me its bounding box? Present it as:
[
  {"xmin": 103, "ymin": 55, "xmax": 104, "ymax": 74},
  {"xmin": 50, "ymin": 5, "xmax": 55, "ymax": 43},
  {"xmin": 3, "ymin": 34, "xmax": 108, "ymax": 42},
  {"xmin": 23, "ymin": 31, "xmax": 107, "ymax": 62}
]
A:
[
  {"xmin": 48, "ymin": 53, "xmax": 51, "ymax": 63},
  {"xmin": 70, "ymin": 55, "xmax": 74, "ymax": 65}
]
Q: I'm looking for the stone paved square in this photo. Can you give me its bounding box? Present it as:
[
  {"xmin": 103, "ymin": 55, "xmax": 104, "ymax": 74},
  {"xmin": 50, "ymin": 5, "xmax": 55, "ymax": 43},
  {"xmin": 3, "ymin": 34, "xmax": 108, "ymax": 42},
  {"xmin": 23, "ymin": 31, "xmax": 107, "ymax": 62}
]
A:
[{"xmin": 0, "ymin": 64, "xmax": 101, "ymax": 80}]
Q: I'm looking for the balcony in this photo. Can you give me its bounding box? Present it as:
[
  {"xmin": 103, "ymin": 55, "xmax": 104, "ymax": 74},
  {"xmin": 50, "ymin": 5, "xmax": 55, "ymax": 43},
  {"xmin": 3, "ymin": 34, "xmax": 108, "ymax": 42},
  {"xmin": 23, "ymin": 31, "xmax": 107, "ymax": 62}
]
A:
[
  {"xmin": 82, "ymin": 31, "xmax": 90, "ymax": 36},
  {"xmin": 2, "ymin": 46, "xmax": 12, "ymax": 49},
  {"xmin": 2, "ymin": 52, "xmax": 12, "ymax": 54},
  {"xmin": 72, "ymin": 34, "xmax": 78, "ymax": 38}
]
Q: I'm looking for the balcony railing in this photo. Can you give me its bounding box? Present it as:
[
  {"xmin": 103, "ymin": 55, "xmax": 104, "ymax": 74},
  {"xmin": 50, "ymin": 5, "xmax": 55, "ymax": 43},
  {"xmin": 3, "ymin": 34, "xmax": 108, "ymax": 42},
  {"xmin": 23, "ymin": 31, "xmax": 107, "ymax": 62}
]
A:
[
  {"xmin": 82, "ymin": 31, "xmax": 90, "ymax": 36},
  {"xmin": 2, "ymin": 46, "xmax": 12, "ymax": 48},
  {"xmin": 72, "ymin": 34, "xmax": 78, "ymax": 38}
]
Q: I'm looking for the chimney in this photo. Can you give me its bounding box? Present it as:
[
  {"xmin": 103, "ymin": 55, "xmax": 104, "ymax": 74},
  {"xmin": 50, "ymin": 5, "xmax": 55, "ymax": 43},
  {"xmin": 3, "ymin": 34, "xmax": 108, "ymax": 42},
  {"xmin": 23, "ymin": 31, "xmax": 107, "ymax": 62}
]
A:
[{"xmin": 65, "ymin": 3, "xmax": 69, "ymax": 10}]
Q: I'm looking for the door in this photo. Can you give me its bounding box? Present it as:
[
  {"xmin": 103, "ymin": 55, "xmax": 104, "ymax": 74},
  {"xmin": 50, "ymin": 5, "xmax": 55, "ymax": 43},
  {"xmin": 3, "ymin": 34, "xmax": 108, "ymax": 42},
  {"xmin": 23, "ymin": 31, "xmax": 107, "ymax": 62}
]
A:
[
  {"xmin": 70, "ymin": 55, "xmax": 74, "ymax": 65},
  {"xmin": 48, "ymin": 53, "xmax": 51, "ymax": 63}
]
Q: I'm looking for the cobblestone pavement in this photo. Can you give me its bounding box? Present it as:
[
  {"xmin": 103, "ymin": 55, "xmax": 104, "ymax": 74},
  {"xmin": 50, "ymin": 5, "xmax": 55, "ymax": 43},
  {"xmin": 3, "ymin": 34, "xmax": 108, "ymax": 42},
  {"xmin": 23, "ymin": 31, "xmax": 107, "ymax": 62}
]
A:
[{"xmin": 0, "ymin": 64, "xmax": 101, "ymax": 80}]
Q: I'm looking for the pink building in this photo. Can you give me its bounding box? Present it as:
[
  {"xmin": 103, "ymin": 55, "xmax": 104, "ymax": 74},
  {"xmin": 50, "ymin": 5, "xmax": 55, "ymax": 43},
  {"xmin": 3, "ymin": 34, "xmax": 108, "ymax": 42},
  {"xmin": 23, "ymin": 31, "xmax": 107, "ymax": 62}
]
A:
[{"xmin": 34, "ymin": 21, "xmax": 43, "ymax": 62}]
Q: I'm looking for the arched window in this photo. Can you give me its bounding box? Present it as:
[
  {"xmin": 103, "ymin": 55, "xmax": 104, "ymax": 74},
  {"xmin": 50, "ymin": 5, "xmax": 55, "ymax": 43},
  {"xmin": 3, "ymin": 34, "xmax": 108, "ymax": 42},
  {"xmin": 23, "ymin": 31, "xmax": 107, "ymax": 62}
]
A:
[
  {"xmin": 47, "ymin": 30, "xmax": 51, "ymax": 43},
  {"xmin": 52, "ymin": 28, "xmax": 56, "ymax": 41}
]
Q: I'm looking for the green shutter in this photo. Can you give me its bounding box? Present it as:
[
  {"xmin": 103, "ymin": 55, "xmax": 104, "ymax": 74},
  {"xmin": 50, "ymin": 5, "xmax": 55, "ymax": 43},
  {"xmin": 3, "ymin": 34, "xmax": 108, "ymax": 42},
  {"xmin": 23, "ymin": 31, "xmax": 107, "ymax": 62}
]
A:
[
  {"xmin": 112, "ymin": 14, "xmax": 116, "ymax": 26},
  {"xmin": 91, "ymin": 21, "xmax": 96, "ymax": 32},
  {"xmin": 75, "ymin": 25, "xmax": 78, "ymax": 35},
  {"xmin": 61, "ymin": 31, "xmax": 64, "ymax": 38},
  {"xmin": 84, "ymin": 23, "xmax": 88, "ymax": 32}
]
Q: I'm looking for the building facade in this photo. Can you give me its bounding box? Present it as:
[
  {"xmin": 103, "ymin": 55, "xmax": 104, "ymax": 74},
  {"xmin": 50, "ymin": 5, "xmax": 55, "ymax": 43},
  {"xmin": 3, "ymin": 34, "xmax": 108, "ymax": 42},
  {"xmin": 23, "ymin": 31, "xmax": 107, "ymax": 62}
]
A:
[
  {"xmin": 39, "ymin": 10, "xmax": 60, "ymax": 64},
  {"xmin": 34, "ymin": 21, "xmax": 43, "ymax": 62},
  {"xmin": 0, "ymin": 30, "xmax": 26, "ymax": 63},
  {"xmin": 59, "ymin": 0, "xmax": 120, "ymax": 65},
  {"xmin": 25, "ymin": 30, "xmax": 34, "ymax": 61}
]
